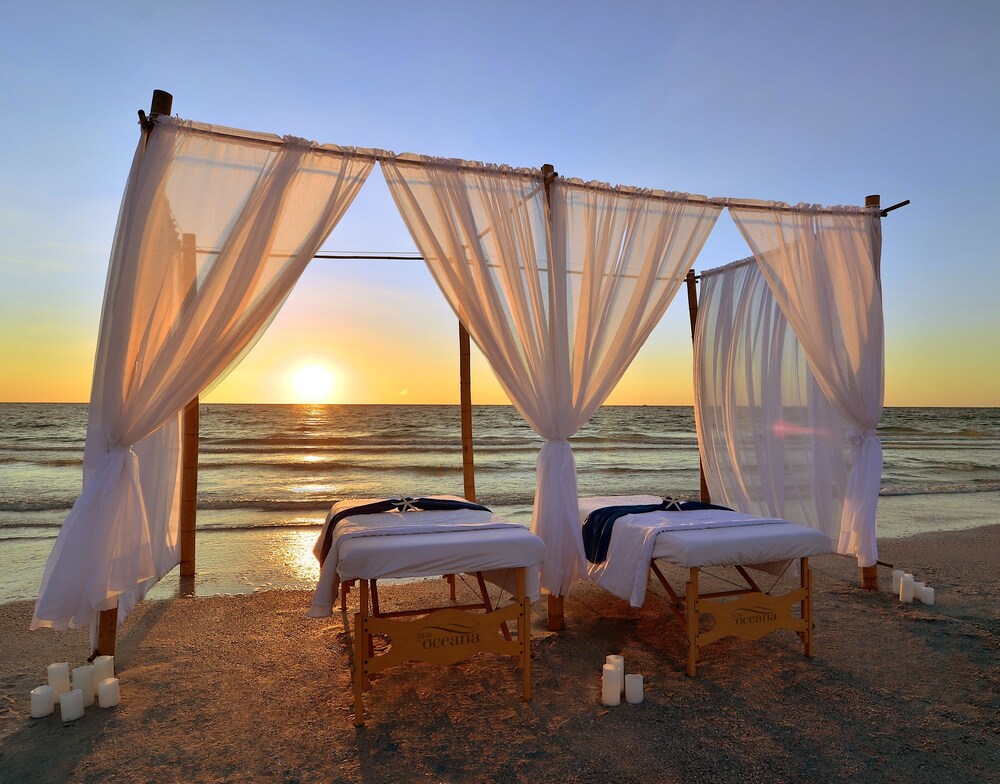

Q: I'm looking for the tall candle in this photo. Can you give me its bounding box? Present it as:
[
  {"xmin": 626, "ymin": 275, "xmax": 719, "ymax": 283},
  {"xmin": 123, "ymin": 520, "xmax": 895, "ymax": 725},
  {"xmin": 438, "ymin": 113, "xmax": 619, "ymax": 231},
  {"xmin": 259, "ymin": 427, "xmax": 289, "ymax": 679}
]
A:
[
  {"xmin": 60, "ymin": 688, "xmax": 84, "ymax": 722},
  {"xmin": 97, "ymin": 677, "xmax": 120, "ymax": 708},
  {"xmin": 47, "ymin": 662, "xmax": 71, "ymax": 705},
  {"xmin": 891, "ymin": 569, "xmax": 904, "ymax": 593},
  {"xmin": 606, "ymin": 655, "xmax": 624, "ymax": 693},
  {"xmin": 899, "ymin": 573, "xmax": 914, "ymax": 603},
  {"xmin": 601, "ymin": 664, "xmax": 622, "ymax": 706},
  {"xmin": 625, "ymin": 674, "xmax": 644, "ymax": 704},
  {"xmin": 72, "ymin": 665, "xmax": 96, "ymax": 707},
  {"xmin": 30, "ymin": 685, "xmax": 54, "ymax": 718},
  {"xmin": 93, "ymin": 655, "xmax": 114, "ymax": 684}
]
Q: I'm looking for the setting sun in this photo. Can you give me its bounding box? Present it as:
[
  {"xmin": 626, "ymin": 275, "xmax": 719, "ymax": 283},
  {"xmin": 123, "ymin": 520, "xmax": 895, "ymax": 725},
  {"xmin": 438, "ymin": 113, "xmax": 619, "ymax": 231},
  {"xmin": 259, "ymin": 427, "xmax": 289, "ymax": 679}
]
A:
[{"xmin": 291, "ymin": 364, "xmax": 337, "ymax": 403}]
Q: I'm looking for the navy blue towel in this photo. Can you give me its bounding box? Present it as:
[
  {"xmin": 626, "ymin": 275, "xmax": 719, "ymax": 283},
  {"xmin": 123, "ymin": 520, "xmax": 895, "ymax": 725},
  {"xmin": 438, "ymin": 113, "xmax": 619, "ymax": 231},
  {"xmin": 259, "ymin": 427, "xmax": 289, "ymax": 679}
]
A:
[
  {"xmin": 582, "ymin": 498, "xmax": 733, "ymax": 564},
  {"xmin": 317, "ymin": 497, "xmax": 492, "ymax": 564}
]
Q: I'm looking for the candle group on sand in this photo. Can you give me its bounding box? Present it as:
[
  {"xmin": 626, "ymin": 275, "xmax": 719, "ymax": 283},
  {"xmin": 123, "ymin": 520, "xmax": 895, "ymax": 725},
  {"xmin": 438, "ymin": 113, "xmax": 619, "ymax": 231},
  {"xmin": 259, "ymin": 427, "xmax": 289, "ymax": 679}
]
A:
[
  {"xmin": 892, "ymin": 569, "xmax": 935, "ymax": 605},
  {"xmin": 34, "ymin": 656, "xmax": 118, "ymax": 721},
  {"xmin": 601, "ymin": 654, "xmax": 643, "ymax": 706}
]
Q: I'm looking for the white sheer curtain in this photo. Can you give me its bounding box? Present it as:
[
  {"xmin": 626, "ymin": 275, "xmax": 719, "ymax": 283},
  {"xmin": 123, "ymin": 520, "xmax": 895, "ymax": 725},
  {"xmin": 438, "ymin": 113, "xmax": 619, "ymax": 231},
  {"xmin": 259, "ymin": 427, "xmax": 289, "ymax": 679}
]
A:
[
  {"xmin": 694, "ymin": 257, "xmax": 849, "ymax": 544},
  {"xmin": 728, "ymin": 204, "xmax": 884, "ymax": 565},
  {"xmin": 32, "ymin": 117, "xmax": 372, "ymax": 632},
  {"xmin": 383, "ymin": 156, "xmax": 721, "ymax": 594}
]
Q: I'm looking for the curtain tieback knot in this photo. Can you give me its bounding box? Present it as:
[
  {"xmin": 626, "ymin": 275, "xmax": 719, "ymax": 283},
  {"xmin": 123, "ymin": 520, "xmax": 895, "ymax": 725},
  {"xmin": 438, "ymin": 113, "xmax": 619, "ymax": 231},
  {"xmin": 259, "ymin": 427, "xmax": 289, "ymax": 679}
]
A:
[
  {"xmin": 847, "ymin": 427, "xmax": 877, "ymax": 447},
  {"xmin": 107, "ymin": 443, "xmax": 135, "ymax": 455}
]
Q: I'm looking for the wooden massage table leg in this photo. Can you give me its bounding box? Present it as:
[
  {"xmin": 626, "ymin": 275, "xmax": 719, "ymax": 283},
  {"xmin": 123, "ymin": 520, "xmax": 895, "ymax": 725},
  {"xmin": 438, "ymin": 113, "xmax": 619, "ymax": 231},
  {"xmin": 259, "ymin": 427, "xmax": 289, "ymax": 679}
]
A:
[
  {"xmin": 474, "ymin": 571, "xmax": 512, "ymax": 641},
  {"xmin": 354, "ymin": 579, "xmax": 370, "ymax": 726},
  {"xmin": 518, "ymin": 567, "xmax": 531, "ymax": 701},
  {"xmin": 445, "ymin": 573, "xmax": 457, "ymax": 600},
  {"xmin": 686, "ymin": 567, "xmax": 699, "ymax": 677},
  {"xmin": 800, "ymin": 557, "xmax": 814, "ymax": 657}
]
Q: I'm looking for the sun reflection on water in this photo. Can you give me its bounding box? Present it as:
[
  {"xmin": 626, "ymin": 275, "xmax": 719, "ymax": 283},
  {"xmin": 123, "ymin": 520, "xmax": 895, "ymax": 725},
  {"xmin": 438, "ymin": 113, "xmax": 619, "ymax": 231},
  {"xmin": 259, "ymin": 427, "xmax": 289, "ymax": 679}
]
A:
[{"xmin": 282, "ymin": 529, "xmax": 321, "ymax": 583}]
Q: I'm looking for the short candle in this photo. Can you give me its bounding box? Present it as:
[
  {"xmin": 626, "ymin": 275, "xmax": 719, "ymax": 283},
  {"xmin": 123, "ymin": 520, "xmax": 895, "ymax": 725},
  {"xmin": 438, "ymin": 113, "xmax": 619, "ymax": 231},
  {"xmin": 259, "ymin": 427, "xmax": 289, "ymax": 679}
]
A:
[
  {"xmin": 72, "ymin": 665, "xmax": 96, "ymax": 707},
  {"xmin": 97, "ymin": 677, "xmax": 120, "ymax": 708},
  {"xmin": 625, "ymin": 673, "xmax": 644, "ymax": 704},
  {"xmin": 60, "ymin": 688, "xmax": 85, "ymax": 722},
  {"xmin": 93, "ymin": 655, "xmax": 114, "ymax": 684},
  {"xmin": 919, "ymin": 586, "xmax": 935, "ymax": 605},
  {"xmin": 30, "ymin": 685, "xmax": 54, "ymax": 718},
  {"xmin": 46, "ymin": 662, "xmax": 71, "ymax": 705}
]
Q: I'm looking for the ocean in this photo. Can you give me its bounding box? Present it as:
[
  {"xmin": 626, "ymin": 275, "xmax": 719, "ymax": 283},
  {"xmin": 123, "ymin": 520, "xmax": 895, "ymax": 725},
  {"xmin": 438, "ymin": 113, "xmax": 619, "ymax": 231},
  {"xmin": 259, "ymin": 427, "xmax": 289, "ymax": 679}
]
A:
[{"xmin": 2, "ymin": 404, "xmax": 998, "ymax": 604}]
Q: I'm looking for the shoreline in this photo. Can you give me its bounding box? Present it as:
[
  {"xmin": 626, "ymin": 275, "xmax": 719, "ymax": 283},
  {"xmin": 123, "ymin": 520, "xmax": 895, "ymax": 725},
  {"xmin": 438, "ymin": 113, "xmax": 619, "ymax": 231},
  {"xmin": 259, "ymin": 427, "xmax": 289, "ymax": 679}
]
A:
[
  {"xmin": 1, "ymin": 524, "xmax": 997, "ymax": 783},
  {"xmin": 4, "ymin": 490, "xmax": 998, "ymax": 606}
]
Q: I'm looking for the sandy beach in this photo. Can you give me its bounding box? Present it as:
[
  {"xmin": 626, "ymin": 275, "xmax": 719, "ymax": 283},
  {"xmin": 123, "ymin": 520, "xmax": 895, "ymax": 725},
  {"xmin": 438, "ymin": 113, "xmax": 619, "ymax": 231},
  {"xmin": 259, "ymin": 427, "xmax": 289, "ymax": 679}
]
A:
[{"xmin": 1, "ymin": 524, "xmax": 998, "ymax": 784}]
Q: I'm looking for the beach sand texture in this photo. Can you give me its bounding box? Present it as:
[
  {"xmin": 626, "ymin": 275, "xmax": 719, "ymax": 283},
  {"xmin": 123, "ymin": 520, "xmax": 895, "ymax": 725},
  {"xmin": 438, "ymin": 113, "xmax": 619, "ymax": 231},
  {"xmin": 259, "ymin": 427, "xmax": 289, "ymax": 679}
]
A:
[{"xmin": 1, "ymin": 525, "xmax": 998, "ymax": 784}]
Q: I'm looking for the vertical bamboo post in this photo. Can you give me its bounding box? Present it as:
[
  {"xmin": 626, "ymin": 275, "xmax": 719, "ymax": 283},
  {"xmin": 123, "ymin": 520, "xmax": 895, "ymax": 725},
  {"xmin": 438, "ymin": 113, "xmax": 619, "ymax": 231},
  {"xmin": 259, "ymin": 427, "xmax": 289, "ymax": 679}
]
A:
[
  {"xmin": 686, "ymin": 269, "xmax": 711, "ymax": 504},
  {"xmin": 459, "ymin": 322, "xmax": 476, "ymax": 502},
  {"xmin": 540, "ymin": 163, "xmax": 566, "ymax": 632},
  {"xmin": 180, "ymin": 396, "xmax": 200, "ymax": 576},
  {"xmin": 95, "ymin": 88, "xmax": 174, "ymax": 658},
  {"xmin": 860, "ymin": 194, "xmax": 881, "ymax": 591}
]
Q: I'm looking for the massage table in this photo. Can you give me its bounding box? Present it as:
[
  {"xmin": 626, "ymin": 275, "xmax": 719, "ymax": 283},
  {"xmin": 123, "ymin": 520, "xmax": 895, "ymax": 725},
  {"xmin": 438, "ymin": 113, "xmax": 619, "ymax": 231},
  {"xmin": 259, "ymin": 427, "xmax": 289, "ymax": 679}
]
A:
[
  {"xmin": 309, "ymin": 496, "xmax": 546, "ymax": 726},
  {"xmin": 580, "ymin": 495, "xmax": 832, "ymax": 676}
]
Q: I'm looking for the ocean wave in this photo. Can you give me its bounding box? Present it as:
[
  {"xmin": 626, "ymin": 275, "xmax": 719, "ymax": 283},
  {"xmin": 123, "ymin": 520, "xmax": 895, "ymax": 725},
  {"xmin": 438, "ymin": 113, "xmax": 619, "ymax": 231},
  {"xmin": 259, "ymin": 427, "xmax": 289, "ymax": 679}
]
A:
[
  {"xmin": 0, "ymin": 534, "xmax": 59, "ymax": 543},
  {"xmin": 201, "ymin": 460, "xmax": 468, "ymax": 474},
  {"xmin": 0, "ymin": 457, "xmax": 83, "ymax": 467},
  {"xmin": 0, "ymin": 500, "xmax": 75, "ymax": 512},
  {"xmin": 879, "ymin": 481, "xmax": 1000, "ymax": 497}
]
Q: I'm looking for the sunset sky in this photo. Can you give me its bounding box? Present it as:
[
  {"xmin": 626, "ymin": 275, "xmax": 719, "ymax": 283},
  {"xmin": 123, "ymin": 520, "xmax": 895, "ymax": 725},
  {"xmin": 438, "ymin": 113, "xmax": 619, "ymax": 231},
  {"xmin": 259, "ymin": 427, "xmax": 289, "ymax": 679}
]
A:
[{"xmin": 2, "ymin": 2, "xmax": 997, "ymax": 407}]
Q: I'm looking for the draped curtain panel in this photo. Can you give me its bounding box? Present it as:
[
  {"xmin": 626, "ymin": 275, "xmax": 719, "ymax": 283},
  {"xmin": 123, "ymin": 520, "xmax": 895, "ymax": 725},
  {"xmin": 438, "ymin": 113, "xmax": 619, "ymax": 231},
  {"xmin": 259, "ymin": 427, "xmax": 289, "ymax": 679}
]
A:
[
  {"xmin": 694, "ymin": 257, "xmax": 850, "ymax": 546},
  {"xmin": 383, "ymin": 156, "xmax": 721, "ymax": 594},
  {"xmin": 727, "ymin": 205, "xmax": 884, "ymax": 565},
  {"xmin": 32, "ymin": 117, "xmax": 373, "ymax": 633}
]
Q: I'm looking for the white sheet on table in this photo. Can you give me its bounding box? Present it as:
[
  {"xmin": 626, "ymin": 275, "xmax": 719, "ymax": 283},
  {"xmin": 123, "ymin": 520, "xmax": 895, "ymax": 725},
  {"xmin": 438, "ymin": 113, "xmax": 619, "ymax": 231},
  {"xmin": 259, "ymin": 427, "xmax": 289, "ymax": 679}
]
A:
[
  {"xmin": 580, "ymin": 497, "xmax": 802, "ymax": 608},
  {"xmin": 309, "ymin": 497, "xmax": 534, "ymax": 617}
]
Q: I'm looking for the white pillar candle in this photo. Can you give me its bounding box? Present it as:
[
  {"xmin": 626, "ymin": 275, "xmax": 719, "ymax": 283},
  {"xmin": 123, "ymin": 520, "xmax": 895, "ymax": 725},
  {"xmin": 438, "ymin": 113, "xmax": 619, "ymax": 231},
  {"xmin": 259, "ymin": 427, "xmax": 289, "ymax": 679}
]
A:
[
  {"xmin": 30, "ymin": 685, "xmax": 54, "ymax": 718},
  {"xmin": 601, "ymin": 664, "xmax": 622, "ymax": 706},
  {"xmin": 899, "ymin": 573, "xmax": 914, "ymax": 603},
  {"xmin": 47, "ymin": 662, "xmax": 71, "ymax": 704},
  {"xmin": 93, "ymin": 655, "xmax": 115, "ymax": 684},
  {"xmin": 606, "ymin": 654, "xmax": 624, "ymax": 693},
  {"xmin": 72, "ymin": 665, "xmax": 96, "ymax": 707},
  {"xmin": 59, "ymin": 688, "xmax": 84, "ymax": 722},
  {"xmin": 919, "ymin": 586, "xmax": 935, "ymax": 605},
  {"xmin": 625, "ymin": 673, "xmax": 644, "ymax": 704},
  {"xmin": 97, "ymin": 677, "xmax": 120, "ymax": 708},
  {"xmin": 891, "ymin": 569, "xmax": 905, "ymax": 593}
]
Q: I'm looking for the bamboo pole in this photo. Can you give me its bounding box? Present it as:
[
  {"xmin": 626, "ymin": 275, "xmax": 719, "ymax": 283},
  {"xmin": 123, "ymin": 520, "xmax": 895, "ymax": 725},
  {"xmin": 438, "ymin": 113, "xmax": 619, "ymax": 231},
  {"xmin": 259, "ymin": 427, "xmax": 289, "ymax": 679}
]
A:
[
  {"xmin": 179, "ymin": 232, "xmax": 200, "ymax": 578},
  {"xmin": 459, "ymin": 322, "xmax": 476, "ymax": 502},
  {"xmin": 685, "ymin": 269, "xmax": 711, "ymax": 504},
  {"xmin": 179, "ymin": 396, "xmax": 200, "ymax": 577},
  {"xmin": 539, "ymin": 163, "xmax": 566, "ymax": 632},
  {"xmin": 95, "ymin": 89, "xmax": 175, "ymax": 657},
  {"xmin": 860, "ymin": 193, "xmax": 881, "ymax": 591}
]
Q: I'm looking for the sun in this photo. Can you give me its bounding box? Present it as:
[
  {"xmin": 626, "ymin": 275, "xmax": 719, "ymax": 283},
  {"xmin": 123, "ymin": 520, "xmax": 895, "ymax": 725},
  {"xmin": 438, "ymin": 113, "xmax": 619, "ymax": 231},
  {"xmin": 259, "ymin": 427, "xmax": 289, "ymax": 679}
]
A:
[{"xmin": 291, "ymin": 364, "xmax": 337, "ymax": 403}]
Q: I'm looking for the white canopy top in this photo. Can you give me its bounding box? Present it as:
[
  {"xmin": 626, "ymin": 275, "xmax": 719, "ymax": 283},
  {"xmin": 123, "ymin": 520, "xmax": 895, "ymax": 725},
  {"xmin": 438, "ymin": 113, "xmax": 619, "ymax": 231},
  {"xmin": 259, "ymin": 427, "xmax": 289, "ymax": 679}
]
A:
[{"xmin": 32, "ymin": 114, "xmax": 885, "ymax": 636}]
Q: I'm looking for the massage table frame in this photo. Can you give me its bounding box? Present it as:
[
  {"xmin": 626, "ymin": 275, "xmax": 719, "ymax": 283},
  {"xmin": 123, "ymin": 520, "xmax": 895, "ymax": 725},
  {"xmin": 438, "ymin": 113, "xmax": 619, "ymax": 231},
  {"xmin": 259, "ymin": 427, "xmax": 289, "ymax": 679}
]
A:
[
  {"xmin": 345, "ymin": 568, "xmax": 531, "ymax": 726},
  {"xmin": 649, "ymin": 557, "xmax": 814, "ymax": 676}
]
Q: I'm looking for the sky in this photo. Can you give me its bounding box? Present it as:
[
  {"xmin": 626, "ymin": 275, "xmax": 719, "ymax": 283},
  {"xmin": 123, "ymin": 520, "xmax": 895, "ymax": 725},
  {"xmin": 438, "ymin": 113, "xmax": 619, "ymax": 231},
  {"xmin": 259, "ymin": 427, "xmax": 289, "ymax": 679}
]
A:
[{"xmin": 1, "ymin": 1, "xmax": 997, "ymax": 407}]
